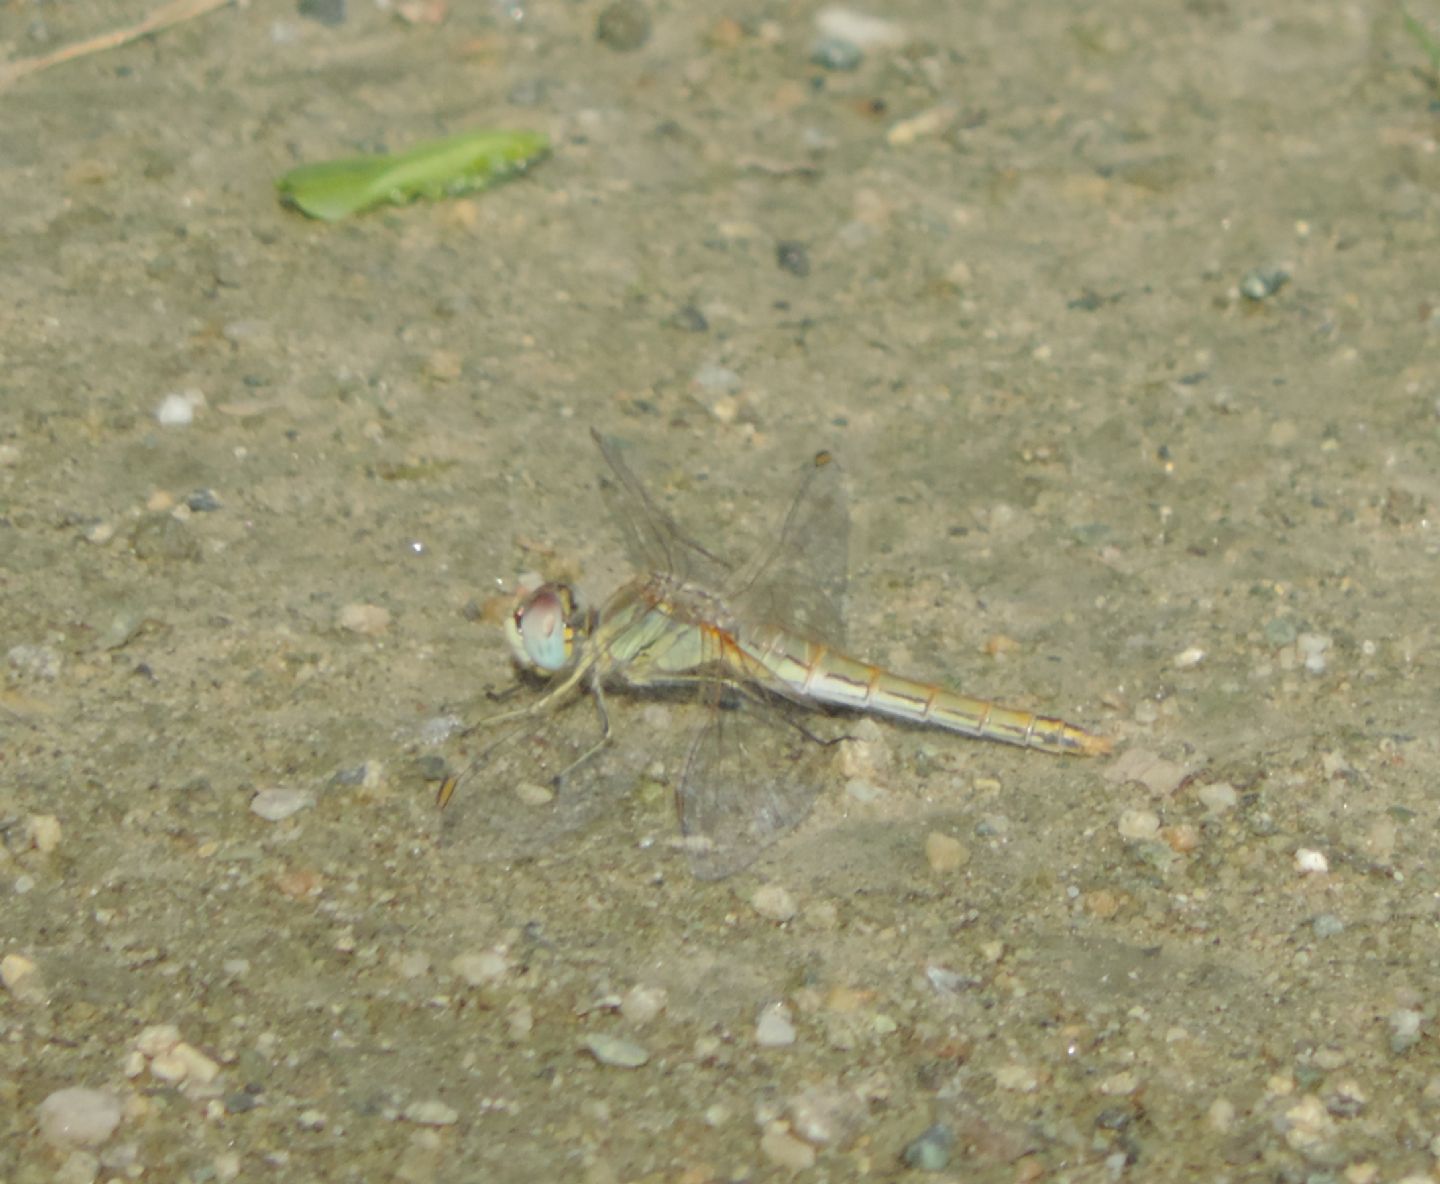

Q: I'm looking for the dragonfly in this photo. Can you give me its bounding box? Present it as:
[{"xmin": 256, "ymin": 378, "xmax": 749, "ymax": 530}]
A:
[{"xmin": 438, "ymin": 428, "xmax": 1110, "ymax": 880}]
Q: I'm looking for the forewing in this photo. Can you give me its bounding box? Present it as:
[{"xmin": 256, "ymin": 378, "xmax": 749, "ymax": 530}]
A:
[
  {"xmin": 724, "ymin": 449, "xmax": 849, "ymax": 647},
  {"xmin": 591, "ymin": 429, "xmax": 734, "ymax": 587},
  {"xmin": 674, "ymin": 691, "xmax": 832, "ymax": 881}
]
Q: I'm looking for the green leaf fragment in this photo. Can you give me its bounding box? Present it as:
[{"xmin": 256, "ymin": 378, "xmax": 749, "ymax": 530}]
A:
[{"xmin": 277, "ymin": 129, "xmax": 549, "ymax": 221}]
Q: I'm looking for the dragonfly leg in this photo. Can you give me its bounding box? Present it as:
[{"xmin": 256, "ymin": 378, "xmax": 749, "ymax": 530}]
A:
[
  {"xmin": 437, "ymin": 662, "xmax": 595, "ymax": 808},
  {"xmin": 551, "ymin": 669, "xmax": 614, "ymax": 788}
]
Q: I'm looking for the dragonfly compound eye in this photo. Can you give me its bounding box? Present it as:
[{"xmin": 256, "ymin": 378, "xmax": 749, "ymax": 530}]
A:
[{"xmin": 510, "ymin": 583, "xmax": 575, "ymax": 672}]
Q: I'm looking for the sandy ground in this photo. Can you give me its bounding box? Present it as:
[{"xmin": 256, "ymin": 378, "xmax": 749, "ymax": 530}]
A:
[{"xmin": 4, "ymin": 0, "xmax": 1440, "ymax": 1179}]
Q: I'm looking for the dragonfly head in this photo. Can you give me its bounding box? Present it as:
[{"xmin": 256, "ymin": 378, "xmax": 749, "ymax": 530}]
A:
[{"xmin": 505, "ymin": 582, "xmax": 582, "ymax": 673}]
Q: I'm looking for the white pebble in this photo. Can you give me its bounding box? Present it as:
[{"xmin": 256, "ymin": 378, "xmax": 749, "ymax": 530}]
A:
[
  {"xmin": 134, "ymin": 1023, "xmax": 181, "ymax": 1058},
  {"xmin": 583, "ymin": 1033, "xmax": 649, "ymax": 1068},
  {"xmin": 250, "ymin": 788, "xmax": 314, "ymax": 822},
  {"xmin": 37, "ymin": 1087, "xmax": 122, "ymax": 1148},
  {"xmin": 750, "ymin": 883, "xmax": 797, "ymax": 922},
  {"xmin": 759, "ymin": 1123, "xmax": 816, "ymax": 1170},
  {"xmin": 156, "ymin": 389, "xmax": 205, "ymax": 426},
  {"xmin": 620, "ymin": 984, "xmax": 667, "ymax": 1025},
  {"xmin": 28, "ymin": 814, "xmax": 63, "ymax": 853},
  {"xmin": 815, "ymin": 6, "xmax": 907, "ymax": 49},
  {"xmin": 170, "ymin": 1042, "xmax": 220, "ymax": 1083},
  {"xmin": 451, "ymin": 950, "xmax": 509, "ymax": 986},
  {"xmin": 404, "ymin": 1100, "xmax": 459, "ymax": 1126},
  {"xmin": 337, "ymin": 603, "xmax": 391, "ymax": 636},
  {"xmin": 1, "ymin": 952, "xmax": 45, "ymax": 1002},
  {"xmin": 1117, "ymin": 808, "xmax": 1161, "ymax": 841},
  {"xmin": 1196, "ymin": 782, "xmax": 1238, "ymax": 814},
  {"xmin": 1172, "ymin": 645, "xmax": 1206, "ymax": 669},
  {"xmin": 1297, "ymin": 633, "xmax": 1331, "ymax": 674},
  {"xmin": 755, "ymin": 1003, "xmax": 796, "ymax": 1047},
  {"xmin": 1294, "ymin": 848, "xmax": 1329, "ymax": 875}
]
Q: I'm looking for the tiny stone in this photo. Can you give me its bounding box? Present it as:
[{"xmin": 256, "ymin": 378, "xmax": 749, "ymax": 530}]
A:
[
  {"xmin": 1389, "ymin": 1008, "xmax": 1423, "ymax": 1053},
  {"xmin": 901, "ymin": 1123, "xmax": 955, "ymax": 1171},
  {"xmin": 156, "ymin": 389, "xmax": 204, "ymax": 426},
  {"xmin": 810, "ymin": 35, "xmax": 862, "ymax": 70},
  {"xmin": 755, "ymin": 1003, "xmax": 796, "ymax": 1047},
  {"xmin": 404, "ymin": 1100, "xmax": 459, "ymax": 1126},
  {"xmin": 28, "ymin": 813, "xmax": 62, "ymax": 853},
  {"xmin": 338, "ymin": 603, "xmax": 391, "ymax": 636},
  {"xmin": 185, "ymin": 488, "xmax": 222, "ymax": 512},
  {"xmin": 37, "ymin": 1088, "xmax": 122, "ymax": 1149},
  {"xmin": 750, "ymin": 882, "xmax": 798, "ymax": 922},
  {"xmin": 451, "ymin": 950, "xmax": 509, "ymax": 986},
  {"xmin": 1118, "ymin": 808, "xmax": 1161, "ymax": 841},
  {"xmin": 595, "ymin": 0, "xmax": 650, "ymax": 50},
  {"xmin": 1196, "ymin": 782, "xmax": 1238, "ymax": 814},
  {"xmin": 135, "ymin": 1023, "xmax": 181, "ymax": 1058},
  {"xmin": 1239, "ymin": 267, "xmax": 1289, "ymax": 301},
  {"xmin": 170, "ymin": 1042, "xmax": 220, "ymax": 1083},
  {"xmin": 759, "ymin": 1123, "xmax": 815, "ymax": 1171},
  {"xmin": 583, "ymin": 1033, "xmax": 649, "ymax": 1068},
  {"xmin": 149, "ymin": 1051, "xmax": 191, "ymax": 1082},
  {"xmin": 1312, "ymin": 913, "xmax": 1344, "ymax": 939},
  {"xmin": 620, "ymin": 984, "xmax": 667, "ymax": 1025},
  {"xmin": 1172, "ymin": 645, "xmax": 1205, "ymax": 669},
  {"xmin": 513, "ymin": 780, "xmax": 555, "ymax": 806},
  {"xmin": 1294, "ymin": 848, "xmax": 1329, "ymax": 875},
  {"xmin": 1, "ymin": 953, "xmax": 45, "ymax": 1001},
  {"xmin": 775, "ymin": 240, "xmax": 810, "ymax": 277},
  {"xmin": 250, "ymin": 788, "xmax": 314, "ymax": 822},
  {"xmin": 995, "ymin": 1064, "xmax": 1039, "ymax": 1092},
  {"xmin": 924, "ymin": 831, "xmax": 968, "ymax": 873}
]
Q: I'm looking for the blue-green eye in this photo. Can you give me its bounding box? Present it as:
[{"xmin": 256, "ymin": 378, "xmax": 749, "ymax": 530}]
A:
[{"xmin": 514, "ymin": 584, "xmax": 574, "ymax": 672}]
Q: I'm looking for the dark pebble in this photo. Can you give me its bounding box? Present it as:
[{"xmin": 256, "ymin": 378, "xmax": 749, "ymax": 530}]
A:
[{"xmin": 596, "ymin": 0, "xmax": 651, "ymax": 51}]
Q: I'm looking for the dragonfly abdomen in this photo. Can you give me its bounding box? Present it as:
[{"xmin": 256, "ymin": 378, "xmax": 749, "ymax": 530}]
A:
[{"xmin": 742, "ymin": 628, "xmax": 1109, "ymax": 757}]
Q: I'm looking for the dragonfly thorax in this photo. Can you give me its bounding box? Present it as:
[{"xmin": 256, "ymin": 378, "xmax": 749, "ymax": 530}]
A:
[{"xmin": 506, "ymin": 582, "xmax": 583, "ymax": 673}]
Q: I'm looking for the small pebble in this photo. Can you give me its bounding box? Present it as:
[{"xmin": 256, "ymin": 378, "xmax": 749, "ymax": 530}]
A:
[
  {"xmin": 134, "ymin": 1023, "xmax": 181, "ymax": 1058},
  {"xmin": 1196, "ymin": 782, "xmax": 1238, "ymax": 814},
  {"xmin": 595, "ymin": 0, "xmax": 650, "ymax": 50},
  {"xmin": 755, "ymin": 1003, "xmax": 796, "ymax": 1047},
  {"xmin": 924, "ymin": 831, "xmax": 968, "ymax": 873},
  {"xmin": 37, "ymin": 1088, "xmax": 122, "ymax": 1149},
  {"xmin": 338, "ymin": 603, "xmax": 391, "ymax": 636},
  {"xmin": 810, "ymin": 35, "xmax": 863, "ymax": 70},
  {"xmin": 1294, "ymin": 848, "xmax": 1329, "ymax": 875},
  {"xmin": 404, "ymin": 1100, "xmax": 459, "ymax": 1126},
  {"xmin": 451, "ymin": 950, "xmax": 509, "ymax": 986},
  {"xmin": 901, "ymin": 1123, "xmax": 955, "ymax": 1171},
  {"xmin": 750, "ymin": 883, "xmax": 798, "ymax": 922},
  {"xmin": 1240, "ymin": 267, "xmax": 1289, "ymax": 301},
  {"xmin": 513, "ymin": 780, "xmax": 555, "ymax": 806},
  {"xmin": 156, "ymin": 389, "xmax": 205, "ymax": 426},
  {"xmin": 1312, "ymin": 913, "xmax": 1344, "ymax": 939},
  {"xmin": 1389, "ymin": 1008, "xmax": 1423, "ymax": 1054},
  {"xmin": 250, "ymin": 788, "xmax": 314, "ymax": 822},
  {"xmin": 28, "ymin": 813, "xmax": 63, "ymax": 853},
  {"xmin": 1297, "ymin": 633, "xmax": 1330, "ymax": 675},
  {"xmin": 583, "ymin": 1033, "xmax": 649, "ymax": 1068},
  {"xmin": 1117, "ymin": 808, "xmax": 1161, "ymax": 842},
  {"xmin": 995, "ymin": 1064, "xmax": 1039, "ymax": 1092},
  {"xmin": 620, "ymin": 984, "xmax": 667, "ymax": 1024},
  {"xmin": 815, "ymin": 6, "xmax": 907, "ymax": 50},
  {"xmin": 1172, "ymin": 645, "xmax": 1205, "ymax": 669},
  {"xmin": 759, "ymin": 1123, "xmax": 815, "ymax": 1171},
  {"xmin": 1, "ymin": 953, "xmax": 45, "ymax": 1003},
  {"xmin": 775, "ymin": 240, "xmax": 810, "ymax": 277}
]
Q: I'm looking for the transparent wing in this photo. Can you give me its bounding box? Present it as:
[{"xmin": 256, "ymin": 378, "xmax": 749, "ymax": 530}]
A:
[
  {"xmin": 437, "ymin": 683, "xmax": 660, "ymax": 870},
  {"xmin": 674, "ymin": 685, "xmax": 835, "ymax": 881},
  {"xmin": 592, "ymin": 430, "xmax": 850, "ymax": 647},
  {"xmin": 591, "ymin": 428, "xmax": 735, "ymax": 592},
  {"xmin": 722, "ymin": 449, "xmax": 849, "ymax": 648}
]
